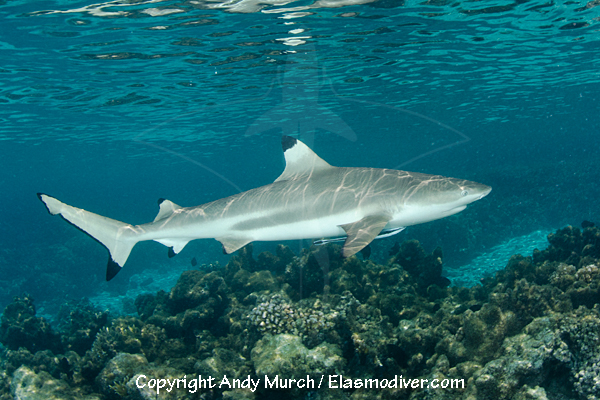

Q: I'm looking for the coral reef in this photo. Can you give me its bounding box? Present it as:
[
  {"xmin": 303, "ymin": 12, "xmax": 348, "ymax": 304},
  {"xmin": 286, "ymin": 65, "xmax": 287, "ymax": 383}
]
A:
[
  {"xmin": 0, "ymin": 223, "xmax": 600, "ymax": 399},
  {"xmin": 58, "ymin": 299, "xmax": 109, "ymax": 356},
  {"xmin": 561, "ymin": 307, "xmax": 600, "ymax": 399},
  {"xmin": 0, "ymin": 294, "xmax": 62, "ymax": 354}
]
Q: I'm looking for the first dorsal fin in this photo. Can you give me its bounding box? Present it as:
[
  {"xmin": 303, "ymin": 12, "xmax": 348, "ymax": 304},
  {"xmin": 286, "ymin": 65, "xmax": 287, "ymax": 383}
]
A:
[
  {"xmin": 154, "ymin": 198, "xmax": 182, "ymax": 222},
  {"xmin": 275, "ymin": 136, "xmax": 334, "ymax": 182}
]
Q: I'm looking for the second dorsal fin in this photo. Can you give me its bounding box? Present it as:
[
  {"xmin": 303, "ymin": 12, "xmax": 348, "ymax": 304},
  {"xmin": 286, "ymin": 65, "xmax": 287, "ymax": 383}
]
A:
[
  {"xmin": 275, "ymin": 136, "xmax": 334, "ymax": 182},
  {"xmin": 154, "ymin": 198, "xmax": 182, "ymax": 222}
]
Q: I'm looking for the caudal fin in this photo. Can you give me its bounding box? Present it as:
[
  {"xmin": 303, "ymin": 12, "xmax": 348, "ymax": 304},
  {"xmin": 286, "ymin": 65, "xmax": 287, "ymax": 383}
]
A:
[{"xmin": 37, "ymin": 193, "xmax": 138, "ymax": 281}]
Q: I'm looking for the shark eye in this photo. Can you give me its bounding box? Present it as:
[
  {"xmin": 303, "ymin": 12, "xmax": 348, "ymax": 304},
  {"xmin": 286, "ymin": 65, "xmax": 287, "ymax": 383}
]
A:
[{"xmin": 460, "ymin": 190, "xmax": 469, "ymax": 197}]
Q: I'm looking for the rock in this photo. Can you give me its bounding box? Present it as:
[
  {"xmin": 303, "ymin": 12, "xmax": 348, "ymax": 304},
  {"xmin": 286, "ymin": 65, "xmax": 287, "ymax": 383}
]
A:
[
  {"xmin": 195, "ymin": 347, "xmax": 250, "ymax": 382},
  {"xmin": 222, "ymin": 389, "xmax": 256, "ymax": 400},
  {"xmin": 11, "ymin": 366, "xmax": 101, "ymax": 400},
  {"xmin": 126, "ymin": 366, "xmax": 188, "ymax": 400},
  {"xmin": 96, "ymin": 353, "xmax": 148, "ymax": 398},
  {"xmin": 462, "ymin": 315, "xmax": 572, "ymax": 399},
  {"xmin": 513, "ymin": 385, "xmax": 549, "ymax": 400},
  {"xmin": 251, "ymin": 334, "xmax": 345, "ymax": 379},
  {"xmin": 305, "ymin": 341, "xmax": 346, "ymax": 376}
]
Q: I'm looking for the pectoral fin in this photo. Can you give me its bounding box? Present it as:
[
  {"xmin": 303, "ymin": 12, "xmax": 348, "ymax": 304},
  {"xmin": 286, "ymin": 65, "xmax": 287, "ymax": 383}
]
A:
[{"xmin": 340, "ymin": 214, "xmax": 391, "ymax": 258}]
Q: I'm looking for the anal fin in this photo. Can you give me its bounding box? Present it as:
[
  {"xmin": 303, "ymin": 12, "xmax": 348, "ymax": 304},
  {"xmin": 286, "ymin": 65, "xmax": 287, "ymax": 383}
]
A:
[
  {"xmin": 340, "ymin": 214, "xmax": 391, "ymax": 258},
  {"xmin": 154, "ymin": 238, "xmax": 189, "ymax": 257}
]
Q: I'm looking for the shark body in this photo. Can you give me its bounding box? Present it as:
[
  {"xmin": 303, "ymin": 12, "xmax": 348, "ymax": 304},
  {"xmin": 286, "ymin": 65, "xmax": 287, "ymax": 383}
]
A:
[{"xmin": 38, "ymin": 136, "xmax": 491, "ymax": 280}]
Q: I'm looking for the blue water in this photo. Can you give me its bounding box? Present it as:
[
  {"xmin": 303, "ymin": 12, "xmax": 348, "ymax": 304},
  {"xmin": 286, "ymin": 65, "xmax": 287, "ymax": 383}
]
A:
[{"xmin": 1, "ymin": 0, "xmax": 600, "ymax": 314}]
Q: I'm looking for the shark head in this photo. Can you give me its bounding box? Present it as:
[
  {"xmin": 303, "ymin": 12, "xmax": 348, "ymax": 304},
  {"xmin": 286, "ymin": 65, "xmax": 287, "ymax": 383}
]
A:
[
  {"xmin": 441, "ymin": 178, "xmax": 492, "ymax": 216},
  {"xmin": 399, "ymin": 174, "xmax": 492, "ymax": 224}
]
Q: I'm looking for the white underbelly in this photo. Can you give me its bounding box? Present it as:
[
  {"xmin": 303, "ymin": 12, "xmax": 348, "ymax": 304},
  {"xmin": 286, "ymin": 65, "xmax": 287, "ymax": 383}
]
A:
[
  {"xmin": 391, "ymin": 204, "xmax": 466, "ymax": 226},
  {"xmin": 232, "ymin": 210, "xmax": 361, "ymax": 241}
]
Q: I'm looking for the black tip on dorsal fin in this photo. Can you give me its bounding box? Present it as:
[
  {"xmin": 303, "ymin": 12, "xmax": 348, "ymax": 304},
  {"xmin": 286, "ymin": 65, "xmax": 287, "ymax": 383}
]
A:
[
  {"xmin": 158, "ymin": 198, "xmax": 166, "ymax": 205},
  {"xmin": 168, "ymin": 247, "xmax": 176, "ymax": 258},
  {"xmin": 281, "ymin": 136, "xmax": 297, "ymax": 152},
  {"xmin": 106, "ymin": 258, "xmax": 121, "ymax": 281}
]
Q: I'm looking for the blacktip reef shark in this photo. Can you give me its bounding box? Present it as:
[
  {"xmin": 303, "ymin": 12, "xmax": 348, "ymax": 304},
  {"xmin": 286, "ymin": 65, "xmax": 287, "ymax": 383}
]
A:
[{"xmin": 38, "ymin": 136, "xmax": 491, "ymax": 281}]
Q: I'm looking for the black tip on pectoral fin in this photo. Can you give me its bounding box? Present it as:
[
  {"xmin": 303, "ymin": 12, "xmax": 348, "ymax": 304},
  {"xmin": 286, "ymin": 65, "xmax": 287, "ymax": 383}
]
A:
[
  {"xmin": 106, "ymin": 258, "xmax": 121, "ymax": 281},
  {"xmin": 168, "ymin": 247, "xmax": 176, "ymax": 258}
]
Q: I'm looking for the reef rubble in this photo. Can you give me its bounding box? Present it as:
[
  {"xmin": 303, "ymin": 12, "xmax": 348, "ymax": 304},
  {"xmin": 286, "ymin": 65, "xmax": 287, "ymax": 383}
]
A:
[{"xmin": 0, "ymin": 223, "xmax": 599, "ymax": 399}]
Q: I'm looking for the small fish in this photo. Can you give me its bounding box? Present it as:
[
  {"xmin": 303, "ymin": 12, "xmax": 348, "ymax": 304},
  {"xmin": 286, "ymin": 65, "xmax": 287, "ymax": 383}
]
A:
[
  {"xmin": 191, "ymin": 257, "xmax": 197, "ymax": 267},
  {"xmin": 581, "ymin": 220, "xmax": 595, "ymax": 229}
]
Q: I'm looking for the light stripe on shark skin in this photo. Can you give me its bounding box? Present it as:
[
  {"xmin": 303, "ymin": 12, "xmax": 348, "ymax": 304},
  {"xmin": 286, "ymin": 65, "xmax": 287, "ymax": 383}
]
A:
[{"xmin": 38, "ymin": 136, "xmax": 491, "ymax": 281}]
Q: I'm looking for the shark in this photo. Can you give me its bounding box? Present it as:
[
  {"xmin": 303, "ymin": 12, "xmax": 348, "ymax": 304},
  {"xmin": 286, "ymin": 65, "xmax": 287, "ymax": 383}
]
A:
[{"xmin": 38, "ymin": 136, "xmax": 491, "ymax": 281}]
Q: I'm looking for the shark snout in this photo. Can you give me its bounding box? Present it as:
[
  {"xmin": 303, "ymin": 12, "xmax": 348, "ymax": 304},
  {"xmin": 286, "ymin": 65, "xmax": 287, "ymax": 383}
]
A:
[{"xmin": 478, "ymin": 186, "xmax": 492, "ymax": 200}]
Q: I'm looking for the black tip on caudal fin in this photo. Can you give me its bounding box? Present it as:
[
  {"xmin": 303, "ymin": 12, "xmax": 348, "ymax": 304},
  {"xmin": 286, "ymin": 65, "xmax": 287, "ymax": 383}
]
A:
[{"xmin": 106, "ymin": 258, "xmax": 122, "ymax": 281}]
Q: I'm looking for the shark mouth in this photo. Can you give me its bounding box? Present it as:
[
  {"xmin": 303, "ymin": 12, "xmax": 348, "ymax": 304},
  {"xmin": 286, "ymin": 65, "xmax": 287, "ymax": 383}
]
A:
[{"xmin": 442, "ymin": 205, "xmax": 467, "ymax": 217}]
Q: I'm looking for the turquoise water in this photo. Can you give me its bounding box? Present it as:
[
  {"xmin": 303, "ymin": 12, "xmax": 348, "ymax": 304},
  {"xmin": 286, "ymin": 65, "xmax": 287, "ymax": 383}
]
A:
[{"xmin": 1, "ymin": 0, "xmax": 600, "ymax": 312}]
